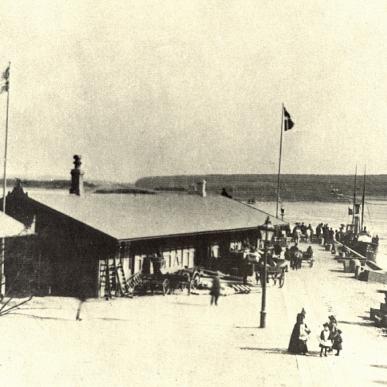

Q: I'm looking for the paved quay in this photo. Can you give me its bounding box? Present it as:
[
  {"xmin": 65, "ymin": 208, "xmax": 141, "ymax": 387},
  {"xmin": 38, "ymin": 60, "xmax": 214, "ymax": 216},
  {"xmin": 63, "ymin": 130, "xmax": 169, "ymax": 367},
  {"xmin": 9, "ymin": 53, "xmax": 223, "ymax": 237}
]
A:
[{"xmin": 0, "ymin": 244, "xmax": 386, "ymax": 387}]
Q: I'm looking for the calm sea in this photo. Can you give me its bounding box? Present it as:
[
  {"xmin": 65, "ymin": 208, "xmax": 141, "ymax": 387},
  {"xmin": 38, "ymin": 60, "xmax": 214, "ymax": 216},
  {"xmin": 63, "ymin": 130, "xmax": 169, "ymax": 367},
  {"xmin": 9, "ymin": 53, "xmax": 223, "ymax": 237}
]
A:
[{"xmin": 252, "ymin": 201, "xmax": 387, "ymax": 270}]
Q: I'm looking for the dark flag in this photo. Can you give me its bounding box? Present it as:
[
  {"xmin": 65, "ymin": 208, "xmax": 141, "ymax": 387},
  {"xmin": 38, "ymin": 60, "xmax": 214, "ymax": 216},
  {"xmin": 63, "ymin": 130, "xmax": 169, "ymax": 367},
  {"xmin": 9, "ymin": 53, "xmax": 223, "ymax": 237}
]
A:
[
  {"xmin": 2, "ymin": 66, "xmax": 9, "ymax": 80},
  {"xmin": 1, "ymin": 65, "xmax": 9, "ymax": 93},
  {"xmin": 283, "ymin": 107, "xmax": 294, "ymax": 131}
]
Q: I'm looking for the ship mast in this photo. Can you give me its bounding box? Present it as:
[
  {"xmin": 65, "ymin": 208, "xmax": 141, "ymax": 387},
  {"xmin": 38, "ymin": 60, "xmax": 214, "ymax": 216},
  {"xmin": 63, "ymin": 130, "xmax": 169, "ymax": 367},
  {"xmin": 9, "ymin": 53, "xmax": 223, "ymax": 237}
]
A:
[
  {"xmin": 360, "ymin": 169, "xmax": 366, "ymax": 232},
  {"xmin": 352, "ymin": 166, "xmax": 357, "ymax": 225},
  {"xmin": 275, "ymin": 104, "xmax": 284, "ymax": 218}
]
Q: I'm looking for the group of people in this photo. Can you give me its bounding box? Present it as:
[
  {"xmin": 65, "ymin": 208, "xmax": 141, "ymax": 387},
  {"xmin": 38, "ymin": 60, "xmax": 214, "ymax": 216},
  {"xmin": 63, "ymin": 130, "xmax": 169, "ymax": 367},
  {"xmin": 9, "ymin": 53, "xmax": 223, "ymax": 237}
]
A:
[
  {"xmin": 284, "ymin": 244, "xmax": 313, "ymax": 270},
  {"xmin": 319, "ymin": 315, "xmax": 343, "ymax": 357},
  {"xmin": 315, "ymin": 223, "xmax": 335, "ymax": 245},
  {"xmin": 292, "ymin": 223, "xmax": 314, "ymax": 243},
  {"xmin": 288, "ymin": 309, "xmax": 343, "ymax": 357}
]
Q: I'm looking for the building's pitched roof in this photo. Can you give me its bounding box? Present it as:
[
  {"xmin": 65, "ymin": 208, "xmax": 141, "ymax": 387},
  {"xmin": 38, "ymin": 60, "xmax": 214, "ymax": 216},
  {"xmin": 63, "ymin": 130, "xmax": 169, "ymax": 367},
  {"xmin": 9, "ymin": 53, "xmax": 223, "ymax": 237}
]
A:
[
  {"xmin": 0, "ymin": 211, "xmax": 30, "ymax": 238},
  {"xmin": 29, "ymin": 192, "xmax": 286, "ymax": 241}
]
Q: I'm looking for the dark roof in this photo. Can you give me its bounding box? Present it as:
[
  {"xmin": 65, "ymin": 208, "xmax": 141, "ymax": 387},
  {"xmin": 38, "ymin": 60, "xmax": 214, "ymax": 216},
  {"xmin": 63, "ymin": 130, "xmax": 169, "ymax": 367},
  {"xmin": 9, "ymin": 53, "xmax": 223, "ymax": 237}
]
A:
[{"xmin": 29, "ymin": 192, "xmax": 286, "ymax": 241}]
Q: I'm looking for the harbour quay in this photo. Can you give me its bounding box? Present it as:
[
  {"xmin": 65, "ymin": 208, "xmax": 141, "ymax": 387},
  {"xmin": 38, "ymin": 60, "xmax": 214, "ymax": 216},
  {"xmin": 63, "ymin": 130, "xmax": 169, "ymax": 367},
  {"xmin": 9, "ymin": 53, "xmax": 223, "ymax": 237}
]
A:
[{"xmin": 0, "ymin": 240, "xmax": 386, "ymax": 387}]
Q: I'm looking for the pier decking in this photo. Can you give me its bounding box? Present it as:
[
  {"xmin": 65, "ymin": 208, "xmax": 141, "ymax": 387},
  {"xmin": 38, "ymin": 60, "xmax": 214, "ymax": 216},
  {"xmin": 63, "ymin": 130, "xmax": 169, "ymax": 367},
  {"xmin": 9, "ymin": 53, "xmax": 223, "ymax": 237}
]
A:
[{"xmin": 0, "ymin": 244, "xmax": 386, "ymax": 386}]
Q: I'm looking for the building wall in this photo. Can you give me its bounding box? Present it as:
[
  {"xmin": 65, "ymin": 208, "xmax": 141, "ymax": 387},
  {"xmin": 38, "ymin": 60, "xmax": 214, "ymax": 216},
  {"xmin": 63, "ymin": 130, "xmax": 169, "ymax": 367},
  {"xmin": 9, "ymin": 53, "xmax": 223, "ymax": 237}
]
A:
[
  {"xmin": 5, "ymin": 192, "xmax": 117, "ymax": 298},
  {"xmin": 4, "ymin": 235, "xmax": 37, "ymax": 297}
]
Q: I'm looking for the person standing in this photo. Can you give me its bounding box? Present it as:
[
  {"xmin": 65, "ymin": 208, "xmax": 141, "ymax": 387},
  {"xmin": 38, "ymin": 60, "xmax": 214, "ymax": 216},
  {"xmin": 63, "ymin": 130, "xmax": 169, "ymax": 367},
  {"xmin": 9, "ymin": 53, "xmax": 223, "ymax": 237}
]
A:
[
  {"xmin": 332, "ymin": 329, "xmax": 343, "ymax": 356},
  {"xmin": 298, "ymin": 314, "xmax": 310, "ymax": 355},
  {"xmin": 210, "ymin": 274, "xmax": 221, "ymax": 306},
  {"xmin": 288, "ymin": 310, "xmax": 310, "ymax": 355},
  {"xmin": 319, "ymin": 323, "xmax": 333, "ymax": 357}
]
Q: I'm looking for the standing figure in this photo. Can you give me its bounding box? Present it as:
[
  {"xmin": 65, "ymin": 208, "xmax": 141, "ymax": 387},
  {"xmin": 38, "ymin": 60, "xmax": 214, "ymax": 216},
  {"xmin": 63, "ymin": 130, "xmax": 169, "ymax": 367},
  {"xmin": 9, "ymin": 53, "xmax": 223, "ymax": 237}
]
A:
[
  {"xmin": 319, "ymin": 323, "xmax": 333, "ymax": 357},
  {"xmin": 210, "ymin": 274, "xmax": 221, "ymax": 306},
  {"xmin": 288, "ymin": 310, "xmax": 310, "ymax": 355},
  {"xmin": 290, "ymin": 244, "xmax": 299, "ymax": 270},
  {"xmin": 332, "ymin": 329, "xmax": 343, "ymax": 356},
  {"xmin": 328, "ymin": 315, "xmax": 338, "ymax": 351}
]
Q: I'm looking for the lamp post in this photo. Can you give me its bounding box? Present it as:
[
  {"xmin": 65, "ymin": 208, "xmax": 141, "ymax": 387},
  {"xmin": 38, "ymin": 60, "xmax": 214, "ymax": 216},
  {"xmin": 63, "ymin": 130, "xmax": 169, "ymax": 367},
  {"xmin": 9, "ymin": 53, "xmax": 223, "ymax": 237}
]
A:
[
  {"xmin": 280, "ymin": 207, "xmax": 285, "ymax": 221},
  {"xmin": 260, "ymin": 216, "xmax": 275, "ymax": 328}
]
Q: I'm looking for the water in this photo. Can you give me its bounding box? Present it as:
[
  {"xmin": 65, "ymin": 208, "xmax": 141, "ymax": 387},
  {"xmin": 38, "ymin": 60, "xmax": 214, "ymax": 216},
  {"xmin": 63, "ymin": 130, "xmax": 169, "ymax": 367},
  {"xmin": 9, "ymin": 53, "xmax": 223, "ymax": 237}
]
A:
[{"xmin": 253, "ymin": 201, "xmax": 387, "ymax": 270}]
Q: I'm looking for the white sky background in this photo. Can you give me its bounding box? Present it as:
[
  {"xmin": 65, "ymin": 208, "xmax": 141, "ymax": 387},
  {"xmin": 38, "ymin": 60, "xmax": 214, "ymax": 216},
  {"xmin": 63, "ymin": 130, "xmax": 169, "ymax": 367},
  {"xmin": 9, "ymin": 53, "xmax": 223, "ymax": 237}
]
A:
[{"xmin": 0, "ymin": 0, "xmax": 385, "ymax": 182}]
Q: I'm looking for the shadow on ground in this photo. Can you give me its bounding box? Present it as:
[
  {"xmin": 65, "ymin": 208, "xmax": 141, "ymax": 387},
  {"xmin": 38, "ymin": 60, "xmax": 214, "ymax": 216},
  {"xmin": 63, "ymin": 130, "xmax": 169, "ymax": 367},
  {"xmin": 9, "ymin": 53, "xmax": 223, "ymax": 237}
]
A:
[
  {"xmin": 371, "ymin": 365, "xmax": 387, "ymax": 369},
  {"xmin": 338, "ymin": 319, "xmax": 373, "ymax": 327},
  {"xmin": 240, "ymin": 347, "xmax": 288, "ymax": 354},
  {"xmin": 239, "ymin": 347, "xmax": 321, "ymax": 357},
  {"xmin": 10, "ymin": 312, "xmax": 72, "ymax": 321}
]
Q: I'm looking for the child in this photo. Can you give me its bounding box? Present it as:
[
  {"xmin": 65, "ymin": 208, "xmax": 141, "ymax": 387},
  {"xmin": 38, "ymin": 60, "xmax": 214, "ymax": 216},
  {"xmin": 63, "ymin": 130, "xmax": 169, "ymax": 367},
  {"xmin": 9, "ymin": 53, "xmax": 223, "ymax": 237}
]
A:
[
  {"xmin": 319, "ymin": 323, "xmax": 333, "ymax": 357},
  {"xmin": 332, "ymin": 329, "xmax": 343, "ymax": 356}
]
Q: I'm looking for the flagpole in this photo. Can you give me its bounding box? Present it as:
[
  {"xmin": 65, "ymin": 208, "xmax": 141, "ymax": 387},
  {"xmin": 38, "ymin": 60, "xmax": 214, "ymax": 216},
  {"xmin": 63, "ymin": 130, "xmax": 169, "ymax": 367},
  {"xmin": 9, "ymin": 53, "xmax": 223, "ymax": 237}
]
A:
[
  {"xmin": 2, "ymin": 62, "xmax": 10, "ymax": 214},
  {"xmin": 275, "ymin": 104, "xmax": 284, "ymax": 218},
  {"xmin": 1, "ymin": 62, "xmax": 10, "ymax": 298}
]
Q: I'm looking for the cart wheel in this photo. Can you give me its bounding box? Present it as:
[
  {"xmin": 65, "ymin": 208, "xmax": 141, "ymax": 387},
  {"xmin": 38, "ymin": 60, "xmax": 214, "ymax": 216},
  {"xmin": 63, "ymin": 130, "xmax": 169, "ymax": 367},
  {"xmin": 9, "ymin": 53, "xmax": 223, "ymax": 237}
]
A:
[{"xmin": 162, "ymin": 279, "xmax": 170, "ymax": 295}]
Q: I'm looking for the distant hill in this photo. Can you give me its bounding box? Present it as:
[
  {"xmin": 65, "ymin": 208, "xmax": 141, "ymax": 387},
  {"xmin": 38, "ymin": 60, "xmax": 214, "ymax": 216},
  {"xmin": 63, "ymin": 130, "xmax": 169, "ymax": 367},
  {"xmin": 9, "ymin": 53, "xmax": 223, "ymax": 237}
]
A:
[
  {"xmin": 6, "ymin": 174, "xmax": 387, "ymax": 202},
  {"xmin": 2, "ymin": 178, "xmax": 150, "ymax": 195},
  {"xmin": 135, "ymin": 174, "xmax": 387, "ymax": 202}
]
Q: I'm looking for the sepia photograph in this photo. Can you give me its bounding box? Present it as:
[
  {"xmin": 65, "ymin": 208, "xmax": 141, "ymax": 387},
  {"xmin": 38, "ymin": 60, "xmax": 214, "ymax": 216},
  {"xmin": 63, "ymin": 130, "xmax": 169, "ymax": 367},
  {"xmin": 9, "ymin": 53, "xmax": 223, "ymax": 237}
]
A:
[{"xmin": 0, "ymin": 1, "xmax": 386, "ymax": 386}]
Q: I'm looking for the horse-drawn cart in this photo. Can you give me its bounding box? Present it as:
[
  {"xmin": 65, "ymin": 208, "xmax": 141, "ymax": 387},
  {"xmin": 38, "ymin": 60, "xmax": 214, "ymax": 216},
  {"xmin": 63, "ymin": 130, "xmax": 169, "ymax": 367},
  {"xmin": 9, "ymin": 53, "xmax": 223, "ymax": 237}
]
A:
[
  {"xmin": 301, "ymin": 249, "xmax": 314, "ymax": 267},
  {"xmin": 136, "ymin": 274, "xmax": 170, "ymax": 295},
  {"xmin": 134, "ymin": 268, "xmax": 200, "ymax": 296},
  {"xmin": 256, "ymin": 263, "xmax": 286, "ymax": 288}
]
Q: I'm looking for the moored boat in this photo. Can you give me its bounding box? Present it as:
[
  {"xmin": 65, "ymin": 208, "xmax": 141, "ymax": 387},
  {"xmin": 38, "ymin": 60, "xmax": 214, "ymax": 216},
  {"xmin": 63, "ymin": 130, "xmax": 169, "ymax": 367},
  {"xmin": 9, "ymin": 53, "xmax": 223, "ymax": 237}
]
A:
[{"xmin": 341, "ymin": 169, "xmax": 379, "ymax": 262}]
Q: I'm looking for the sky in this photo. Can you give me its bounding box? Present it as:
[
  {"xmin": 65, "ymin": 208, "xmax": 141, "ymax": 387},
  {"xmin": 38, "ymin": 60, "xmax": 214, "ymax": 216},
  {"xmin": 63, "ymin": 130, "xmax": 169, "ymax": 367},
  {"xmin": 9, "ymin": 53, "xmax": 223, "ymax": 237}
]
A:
[{"xmin": 0, "ymin": 0, "xmax": 386, "ymax": 182}]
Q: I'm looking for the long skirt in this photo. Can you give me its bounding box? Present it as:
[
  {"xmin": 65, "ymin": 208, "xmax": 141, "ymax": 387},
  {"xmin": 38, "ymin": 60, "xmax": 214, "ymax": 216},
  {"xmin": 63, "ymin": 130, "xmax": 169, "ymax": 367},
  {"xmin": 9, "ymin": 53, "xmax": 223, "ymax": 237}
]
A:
[
  {"xmin": 298, "ymin": 339, "xmax": 308, "ymax": 354},
  {"xmin": 288, "ymin": 325, "xmax": 308, "ymax": 354}
]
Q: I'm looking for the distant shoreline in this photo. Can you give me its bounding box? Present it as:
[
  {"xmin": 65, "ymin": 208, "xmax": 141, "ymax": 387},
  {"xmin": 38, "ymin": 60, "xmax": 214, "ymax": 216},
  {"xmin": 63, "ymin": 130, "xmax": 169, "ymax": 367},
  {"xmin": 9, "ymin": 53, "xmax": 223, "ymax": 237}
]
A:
[{"xmin": 6, "ymin": 176, "xmax": 387, "ymax": 203}]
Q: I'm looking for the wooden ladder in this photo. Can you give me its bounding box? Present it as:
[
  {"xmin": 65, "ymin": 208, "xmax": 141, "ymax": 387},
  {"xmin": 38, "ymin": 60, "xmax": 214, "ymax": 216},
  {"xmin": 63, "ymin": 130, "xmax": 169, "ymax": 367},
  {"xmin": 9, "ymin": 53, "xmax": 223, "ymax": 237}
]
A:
[
  {"xmin": 99, "ymin": 259, "xmax": 110, "ymax": 299},
  {"xmin": 115, "ymin": 260, "xmax": 130, "ymax": 296}
]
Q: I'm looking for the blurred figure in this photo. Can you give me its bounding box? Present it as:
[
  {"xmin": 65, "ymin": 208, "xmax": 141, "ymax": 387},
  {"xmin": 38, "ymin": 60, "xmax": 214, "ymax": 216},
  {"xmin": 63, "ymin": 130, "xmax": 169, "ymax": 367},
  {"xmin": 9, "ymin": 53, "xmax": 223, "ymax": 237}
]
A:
[{"xmin": 210, "ymin": 274, "xmax": 221, "ymax": 306}]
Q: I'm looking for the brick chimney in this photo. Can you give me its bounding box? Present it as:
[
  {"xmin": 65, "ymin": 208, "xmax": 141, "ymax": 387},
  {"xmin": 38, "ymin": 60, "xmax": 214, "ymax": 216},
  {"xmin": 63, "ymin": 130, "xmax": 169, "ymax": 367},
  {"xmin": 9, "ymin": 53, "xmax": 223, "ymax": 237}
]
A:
[
  {"xmin": 196, "ymin": 179, "xmax": 207, "ymax": 198},
  {"xmin": 69, "ymin": 155, "xmax": 84, "ymax": 196}
]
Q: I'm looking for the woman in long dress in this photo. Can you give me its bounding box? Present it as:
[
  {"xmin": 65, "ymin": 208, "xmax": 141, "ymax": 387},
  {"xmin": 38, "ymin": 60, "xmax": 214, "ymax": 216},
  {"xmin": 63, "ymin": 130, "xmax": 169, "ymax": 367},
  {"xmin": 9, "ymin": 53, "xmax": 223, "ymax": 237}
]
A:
[{"xmin": 288, "ymin": 311, "xmax": 310, "ymax": 354}]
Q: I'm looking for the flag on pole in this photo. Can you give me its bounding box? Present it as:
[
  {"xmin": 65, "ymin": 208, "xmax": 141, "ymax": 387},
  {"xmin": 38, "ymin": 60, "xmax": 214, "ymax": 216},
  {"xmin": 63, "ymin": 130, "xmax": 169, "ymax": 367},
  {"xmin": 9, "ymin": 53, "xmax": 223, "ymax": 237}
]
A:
[
  {"xmin": 283, "ymin": 106, "xmax": 294, "ymax": 131},
  {"xmin": 2, "ymin": 66, "xmax": 9, "ymax": 80},
  {"xmin": 1, "ymin": 65, "xmax": 9, "ymax": 93}
]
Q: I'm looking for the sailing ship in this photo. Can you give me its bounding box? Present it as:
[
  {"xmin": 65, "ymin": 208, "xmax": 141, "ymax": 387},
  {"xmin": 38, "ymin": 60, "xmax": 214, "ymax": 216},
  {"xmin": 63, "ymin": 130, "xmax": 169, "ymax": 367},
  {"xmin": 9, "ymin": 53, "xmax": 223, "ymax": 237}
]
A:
[{"xmin": 341, "ymin": 169, "xmax": 379, "ymax": 262}]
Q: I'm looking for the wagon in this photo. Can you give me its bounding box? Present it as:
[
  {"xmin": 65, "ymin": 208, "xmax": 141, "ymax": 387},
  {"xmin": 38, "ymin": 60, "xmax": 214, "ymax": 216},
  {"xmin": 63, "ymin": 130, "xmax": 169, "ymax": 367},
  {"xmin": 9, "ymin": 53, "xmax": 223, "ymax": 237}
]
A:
[
  {"xmin": 165, "ymin": 270, "xmax": 192, "ymax": 295},
  {"xmin": 301, "ymin": 251, "xmax": 314, "ymax": 267},
  {"xmin": 256, "ymin": 264, "xmax": 286, "ymax": 288},
  {"xmin": 136, "ymin": 274, "xmax": 170, "ymax": 295}
]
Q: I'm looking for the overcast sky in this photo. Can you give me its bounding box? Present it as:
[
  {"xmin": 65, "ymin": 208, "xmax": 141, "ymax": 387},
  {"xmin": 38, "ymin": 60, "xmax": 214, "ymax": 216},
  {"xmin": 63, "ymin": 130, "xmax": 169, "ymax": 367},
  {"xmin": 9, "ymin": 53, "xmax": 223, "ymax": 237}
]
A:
[{"xmin": 0, "ymin": 0, "xmax": 386, "ymax": 182}]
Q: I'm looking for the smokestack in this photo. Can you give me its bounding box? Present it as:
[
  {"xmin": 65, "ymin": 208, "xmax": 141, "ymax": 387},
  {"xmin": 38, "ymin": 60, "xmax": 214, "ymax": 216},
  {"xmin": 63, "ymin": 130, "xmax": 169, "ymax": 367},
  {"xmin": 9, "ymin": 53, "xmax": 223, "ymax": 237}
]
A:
[
  {"xmin": 197, "ymin": 179, "xmax": 207, "ymax": 198},
  {"xmin": 69, "ymin": 155, "xmax": 84, "ymax": 196}
]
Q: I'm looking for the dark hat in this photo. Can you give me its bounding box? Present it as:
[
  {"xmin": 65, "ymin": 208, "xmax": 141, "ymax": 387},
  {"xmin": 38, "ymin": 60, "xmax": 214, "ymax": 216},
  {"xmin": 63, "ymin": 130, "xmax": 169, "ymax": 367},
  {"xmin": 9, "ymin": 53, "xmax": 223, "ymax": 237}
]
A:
[
  {"xmin": 337, "ymin": 329, "xmax": 342, "ymax": 334},
  {"xmin": 323, "ymin": 323, "xmax": 329, "ymax": 327},
  {"xmin": 328, "ymin": 315, "xmax": 336, "ymax": 321}
]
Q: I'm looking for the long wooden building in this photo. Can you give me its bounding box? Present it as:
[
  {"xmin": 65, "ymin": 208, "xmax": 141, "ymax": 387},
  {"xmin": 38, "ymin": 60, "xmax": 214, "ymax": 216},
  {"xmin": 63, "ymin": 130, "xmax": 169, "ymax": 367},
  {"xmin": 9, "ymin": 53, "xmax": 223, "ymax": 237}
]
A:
[{"xmin": 3, "ymin": 158, "xmax": 286, "ymax": 298}]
